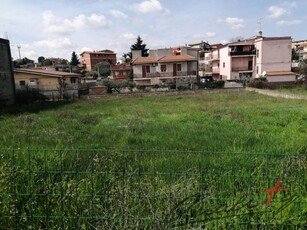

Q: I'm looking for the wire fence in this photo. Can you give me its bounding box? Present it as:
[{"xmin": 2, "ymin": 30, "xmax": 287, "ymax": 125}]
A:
[{"xmin": 0, "ymin": 149, "xmax": 306, "ymax": 229}]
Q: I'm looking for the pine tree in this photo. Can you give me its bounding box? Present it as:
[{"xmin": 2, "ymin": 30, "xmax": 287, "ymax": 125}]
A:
[
  {"xmin": 125, "ymin": 36, "xmax": 149, "ymax": 60},
  {"xmin": 70, "ymin": 51, "xmax": 80, "ymax": 66}
]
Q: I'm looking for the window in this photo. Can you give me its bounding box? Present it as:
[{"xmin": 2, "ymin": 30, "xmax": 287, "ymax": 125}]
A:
[
  {"xmin": 177, "ymin": 64, "xmax": 182, "ymax": 72},
  {"xmin": 71, "ymin": 78, "xmax": 76, "ymax": 83},
  {"xmin": 146, "ymin": 66, "xmax": 150, "ymax": 73},
  {"xmin": 256, "ymin": 66, "xmax": 259, "ymax": 74},
  {"xmin": 223, "ymin": 62, "xmax": 225, "ymax": 68},
  {"xmin": 19, "ymin": 80, "xmax": 26, "ymax": 86},
  {"xmin": 256, "ymin": 49, "xmax": 259, "ymax": 58},
  {"xmin": 161, "ymin": 64, "xmax": 166, "ymax": 72}
]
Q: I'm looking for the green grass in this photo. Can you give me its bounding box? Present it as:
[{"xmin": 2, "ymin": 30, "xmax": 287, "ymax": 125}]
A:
[
  {"xmin": 0, "ymin": 90, "xmax": 306, "ymax": 228},
  {"xmin": 275, "ymin": 86, "xmax": 307, "ymax": 96},
  {"xmin": 0, "ymin": 90, "xmax": 306, "ymax": 153}
]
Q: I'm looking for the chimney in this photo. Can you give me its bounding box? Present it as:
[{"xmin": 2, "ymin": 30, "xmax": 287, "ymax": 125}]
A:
[
  {"xmin": 259, "ymin": 31, "xmax": 263, "ymax": 37},
  {"xmin": 132, "ymin": 50, "xmax": 142, "ymax": 59}
]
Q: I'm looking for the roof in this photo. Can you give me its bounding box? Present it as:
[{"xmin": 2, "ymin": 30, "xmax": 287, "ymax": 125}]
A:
[
  {"xmin": 80, "ymin": 50, "xmax": 116, "ymax": 55},
  {"xmin": 112, "ymin": 64, "xmax": 132, "ymax": 70},
  {"xmin": 14, "ymin": 68, "xmax": 81, "ymax": 78},
  {"xmin": 132, "ymin": 57, "xmax": 158, "ymax": 64},
  {"xmin": 159, "ymin": 55, "xmax": 196, "ymax": 62},
  {"xmin": 266, "ymin": 71, "xmax": 296, "ymax": 76}
]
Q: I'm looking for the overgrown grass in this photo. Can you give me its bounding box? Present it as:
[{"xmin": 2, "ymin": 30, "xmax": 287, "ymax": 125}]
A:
[
  {"xmin": 275, "ymin": 86, "xmax": 307, "ymax": 96},
  {"xmin": 0, "ymin": 90, "xmax": 306, "ymax": 153},
  {"xmin": 0, "ymin": 90, "xmax": 306, "ymax": 228}
]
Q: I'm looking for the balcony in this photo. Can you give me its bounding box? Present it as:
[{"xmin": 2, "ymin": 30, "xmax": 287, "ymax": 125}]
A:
[
  {"xmin": 232, "ymin": 66, "xmax": 253, "ymax": 72},
  {"xmin": 212, "ymin": 67, "xmax": 220, "ymax": 73},
  {"xmin": 135, "ymin": 71, "xmax": 197, "ymax": 78},
  {"xmin": 212, "ymin": 55, "xmax": 219, "ymax": 61},
  {"xmin": 230, "ymin": 50, "xmax": 256, "ymax": 56}
]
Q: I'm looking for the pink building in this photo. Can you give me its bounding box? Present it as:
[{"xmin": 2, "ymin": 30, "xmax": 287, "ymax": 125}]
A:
[{"xmin": 215, "ymin": 36, "xmax": 296, "ymax": 82}]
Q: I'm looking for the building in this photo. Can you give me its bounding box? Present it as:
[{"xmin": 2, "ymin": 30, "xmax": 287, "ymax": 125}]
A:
[
  {"xmin": 0, "ymin": 38, "xmax": 15, "ymax": 106},
  {"xmin": 215, "ymin": 35, "xmax": 295, "ymax": 82},
  {"xmin": 131, "ymin": 46, "xmax": 198, "ymax": 85},
  {"xmin": 292, "ymin": 40, "xmax": 307, "ymax": 62},
  {"xmin": 14, "ymin": 68, "xmax": 81, "ymax": 98},
  {"xmin": 111, "ymin": 64, "xmax": 132, "ymax": 80},
  {"xmin": 80, "ymin": 50, "xmax": 116, "ymax": 72}
]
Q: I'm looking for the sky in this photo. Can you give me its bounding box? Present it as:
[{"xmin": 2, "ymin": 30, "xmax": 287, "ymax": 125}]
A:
[{"xmin": 1, "ymin": 0, "xmax": 306, "ymax": 62}]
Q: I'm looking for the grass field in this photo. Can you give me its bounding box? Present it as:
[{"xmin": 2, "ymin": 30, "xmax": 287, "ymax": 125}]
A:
[
  {"xmin": 275, "ymin": 86, "xmax": 307, "ymax": 96},
  {"xmin": 0, "ymin": 90, "xmax": 306, "ymax": 228}
]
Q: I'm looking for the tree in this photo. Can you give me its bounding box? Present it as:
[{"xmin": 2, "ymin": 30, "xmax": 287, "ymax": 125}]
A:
[
  {"xmin": 292, "ymin": 48, "xmax": 299, "ymax": 61},
  {"xmin": 70, "ymin": 51, "xmax": 80, "ymax": 66},
  {"xmin": 125, "ymin": 36, "xmax": 149, "ymax": 60},
  {"xmin": 13, "ymin": 57, "xmax": 34, "ymax": 68},
  {"xmin": 94, "ymin": 61, "xmax": 111, "ymax": 78},
  {"xmin": 38, "ymin": 56, "xmax": 45, "ymax": 63}
]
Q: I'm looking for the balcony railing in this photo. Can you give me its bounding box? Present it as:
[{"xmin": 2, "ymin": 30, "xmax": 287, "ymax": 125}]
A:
[
  {"xmin": 134, "ymin": 71, "xmax": 197, "ymax": 78},
  {"xmin": 230, "ymin": 50, "xmax": 256, "ymax": 56},
  {"xmin": 232, "ymin": 67, "xmax": 253, "ymax": 72}
]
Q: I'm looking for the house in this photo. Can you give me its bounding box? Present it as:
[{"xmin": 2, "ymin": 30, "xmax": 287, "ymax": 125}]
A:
[
  {"xmin": 80, "ymin": 50, "xmax": 117, "ymax": 72},
  {"xmin": 111, "ymin": 64, "xmax": 132, "ymax": 80},
  {"xmin": 0, "ymin": 38, "xmax": 15, "ymax": 106},
  {"xmin": 131, "ymin": 46, "xmax": 198, "ymax": 85},
  {"xmin": 292, "ymin": 40, "xmax": 307, "ymax": 62},
  {"xmin": 214, "ymin": 35, "xmax": 295, "ymax": 82},
  {"xmin": 14, "ymin": 68, "xmax": 81, "ymax": 98},
  {"xmin": 189, "ymin": 42, "xmax": 223, "ymax": 81}
]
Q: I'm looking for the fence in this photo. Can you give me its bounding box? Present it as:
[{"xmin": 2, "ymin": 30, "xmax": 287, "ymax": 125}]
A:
[{"xmin": 0, "ymin": 149, "xmax": 306, "ymax": 229}]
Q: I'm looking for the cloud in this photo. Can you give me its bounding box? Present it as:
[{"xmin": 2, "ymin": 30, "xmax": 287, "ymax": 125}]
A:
[
  {"xmin": 42, "ymin": 11, "xmax": 109, "ymax": 34},
  {"xmin": 122, "ymin": 33, "xmax": 137, "ymax": 40},
  {"xmin": 225, "ymin": 17, "xmax": 245, "ymax": 29},
  {"xmin": 110, "ymin": 10, "xmax": 128, "ymax": 19},
  {"xmin": 34, "ymin": 37, "xmax": 73, "ymax": 49},
  {"xmin": 192, "ymin": 32, "xmax": 217, "ymax": 39},
  {"xmin": 268, "ymin": 6, "xmax": 287, "ymax": 18},
  {"xmin": 277, "ymin": 19, "xmax": 303, "ymax": 26},
  {"xmin": 133, "ymin": 0, "xmax": 169, "ymax": 14}
]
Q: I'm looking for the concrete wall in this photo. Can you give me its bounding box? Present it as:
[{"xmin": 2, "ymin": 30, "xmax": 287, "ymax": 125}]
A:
[
  {"xmin": 267, "ymin": 75, "xmax": 296, "ymax": 83},
  {"xmin": 255, "ymin": 38, "xmax": 292, "ymax": 77}
]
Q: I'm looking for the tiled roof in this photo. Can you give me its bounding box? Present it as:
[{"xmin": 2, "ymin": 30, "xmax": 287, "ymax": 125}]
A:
[
  {"xmin": 132, "ymin": 57, "xmax": 158, "ymax": 64},
  {"xmin": 266, "ymin": 71, "xmax": 296, "ymax": 76},
  {"xmin": 158, "ymin": 55, "xmax": 196, "ymax": 62},
  {"xmin": 14, "ymin": 68, "xmax": 81, "ymax": 78}
]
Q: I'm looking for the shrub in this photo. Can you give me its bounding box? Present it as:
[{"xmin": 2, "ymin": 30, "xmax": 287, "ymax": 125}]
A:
[
  {"xmin": 247, "ymin": 77, "xmax": 269, "ymax": 89},
  {"xmin": 198, "ymin": 80, "xmax": 225, "ymax": 89}
]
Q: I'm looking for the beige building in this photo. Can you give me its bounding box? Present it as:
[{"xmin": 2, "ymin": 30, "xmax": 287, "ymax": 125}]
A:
[
  {"xmin": 0, "ymin": 38, "xmax": 15, "ymax": 106},
  {"xmin": 14, "ymin": 68, "xmax": 81, "ymax": 98},
  {"xmin": 292, "ymin": 40, "xmax": 307, "ymax": 62}
]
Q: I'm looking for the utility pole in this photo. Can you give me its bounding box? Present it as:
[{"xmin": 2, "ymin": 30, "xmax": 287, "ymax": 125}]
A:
[{"xmin": 17, "ymin": 45, "xmax": 21, "ymax": 59}]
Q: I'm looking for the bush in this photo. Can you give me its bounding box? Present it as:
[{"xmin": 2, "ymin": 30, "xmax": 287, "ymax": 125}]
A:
[
  {"xmin": 177, "ymin": 85, "xmax": 190, "ymax": 91},
  {"xmin": 198, "ymin": 80, "xmax": 225, "ymax": 89},
  {"xmin": 247, "ymin": 77, "xmax": 269, "ymax": 89}
]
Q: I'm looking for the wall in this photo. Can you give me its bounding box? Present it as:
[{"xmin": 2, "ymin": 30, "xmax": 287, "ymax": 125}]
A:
[
  {"xmin": 219, "ymin": 46, "xmax": 231, "ymax": 80},
  {"xmin": 0, "ymin": 39, "xmax": 15, "ymax": 106},
  {"xmin": 255, "ymin": 38, "xmax": 292, "ymax": 77},
  {"xmin": 266, "ymin": 75, "xmax": 296, "ymax": 83}
]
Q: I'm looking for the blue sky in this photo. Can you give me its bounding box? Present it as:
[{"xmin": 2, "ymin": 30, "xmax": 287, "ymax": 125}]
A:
[{"xmin": 1, "ymin": 0, "xmax": 306, "ymax": 62}]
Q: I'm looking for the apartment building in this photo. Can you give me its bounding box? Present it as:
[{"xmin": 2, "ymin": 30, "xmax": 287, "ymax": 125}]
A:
[
  {"xmin": 215, "ymin": 36, "xmax": 294, "ymax": 82},
  {"xmin": 292, "ymin": 40, "xmax": 307, "ymax": 62},
  {"xmin": 80, "ymin": 50, "xmax": 116, "ymax": 72},
  {"xmin": 0, "ymin": 38, "xmax": 15, "ymax": 106},
  {"xmin": 131, "ymin": 47, "xmax": 197, "ymax": 85}
]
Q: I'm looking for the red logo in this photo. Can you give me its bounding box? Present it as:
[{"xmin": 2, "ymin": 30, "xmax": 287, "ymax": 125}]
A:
[{"xmin": 264, "ymin": 178, "xmax": 285, "ymax": 206}]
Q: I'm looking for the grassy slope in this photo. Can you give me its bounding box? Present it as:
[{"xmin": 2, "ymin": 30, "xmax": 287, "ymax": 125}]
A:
[{"xmin": 0, "ymin": 91, "xmax": 306, "ymax": 153}]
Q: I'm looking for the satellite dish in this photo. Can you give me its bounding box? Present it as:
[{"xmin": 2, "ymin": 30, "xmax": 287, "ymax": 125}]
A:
[{"xmin": 262, "ymin": 71, "xmax": 267, "ymax": 76}]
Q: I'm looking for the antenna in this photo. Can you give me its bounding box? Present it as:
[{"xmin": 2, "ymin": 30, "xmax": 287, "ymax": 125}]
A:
[
  {"xmin": 17, "ymin": 45, "xmax": 21, "ymax": 59},
  {"xmin": 258, "ymin": 18, "xmax": 263, "ymax": 36}
]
